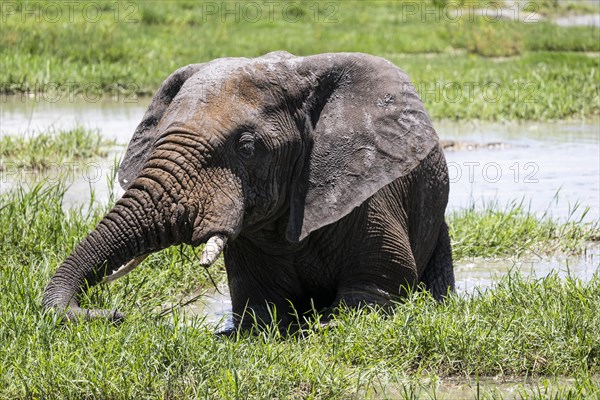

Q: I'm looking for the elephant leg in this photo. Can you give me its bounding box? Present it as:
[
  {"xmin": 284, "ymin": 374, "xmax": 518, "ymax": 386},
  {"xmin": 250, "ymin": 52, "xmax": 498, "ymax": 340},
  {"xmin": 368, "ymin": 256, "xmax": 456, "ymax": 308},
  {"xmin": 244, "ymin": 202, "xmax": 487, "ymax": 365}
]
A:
[
  {"xmin": 420, "ymin": 221, "xmax": 454, "ymax": 301},
  {"xmin": 327, "ymin": 231, "xmax": 419, "ymax": 318},
  {"xmin": 224, "ymin": 245, "xmax": 302, "ymax": 332}
]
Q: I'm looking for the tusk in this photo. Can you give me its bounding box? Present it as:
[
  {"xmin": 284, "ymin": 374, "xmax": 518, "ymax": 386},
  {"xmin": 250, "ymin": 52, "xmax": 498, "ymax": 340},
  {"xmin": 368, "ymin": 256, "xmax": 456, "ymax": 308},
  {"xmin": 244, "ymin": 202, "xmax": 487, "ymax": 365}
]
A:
[
  {"xmin": 200, "ymin": 234, "xmax": 227, "ymax": 267},
  {"xmin": 103, "ymin": 254, "xmax": 148, "ymax": 283}
]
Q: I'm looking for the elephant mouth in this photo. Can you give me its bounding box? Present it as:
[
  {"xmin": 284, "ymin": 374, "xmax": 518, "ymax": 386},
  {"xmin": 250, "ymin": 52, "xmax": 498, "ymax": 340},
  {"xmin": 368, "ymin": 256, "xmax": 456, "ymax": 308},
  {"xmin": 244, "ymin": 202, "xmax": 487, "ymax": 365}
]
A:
[{"xmin": 102, "ymin": 234, "xmax": 227, "ymax": 284}]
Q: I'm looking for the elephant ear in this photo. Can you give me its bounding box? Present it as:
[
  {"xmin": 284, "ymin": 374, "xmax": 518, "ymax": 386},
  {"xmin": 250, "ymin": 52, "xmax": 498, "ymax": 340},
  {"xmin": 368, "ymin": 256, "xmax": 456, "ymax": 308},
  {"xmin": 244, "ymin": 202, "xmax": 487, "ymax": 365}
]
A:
[
  {"xmin": 118, "ymin": 64, "xmax": 205, "ymax": 189},
  {"xmin": 286, "ymin": 53, "xmax": 439, "ymax": 242}
]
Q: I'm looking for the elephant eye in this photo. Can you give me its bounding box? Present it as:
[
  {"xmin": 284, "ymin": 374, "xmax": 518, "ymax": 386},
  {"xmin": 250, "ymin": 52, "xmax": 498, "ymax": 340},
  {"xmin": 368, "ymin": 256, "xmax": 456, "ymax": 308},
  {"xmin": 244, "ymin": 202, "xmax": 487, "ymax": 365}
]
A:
[{"xmin": 237, "ymin": 132, "xmax": 255, "ymax": 159}]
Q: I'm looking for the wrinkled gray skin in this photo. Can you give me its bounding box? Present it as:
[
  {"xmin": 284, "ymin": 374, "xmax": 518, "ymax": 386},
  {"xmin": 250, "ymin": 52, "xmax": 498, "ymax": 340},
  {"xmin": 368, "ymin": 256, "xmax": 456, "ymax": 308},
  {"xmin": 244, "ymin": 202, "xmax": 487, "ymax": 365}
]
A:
[{"xmin": 43, "ymin": 52, "xmax": 454, "ymax": 332}]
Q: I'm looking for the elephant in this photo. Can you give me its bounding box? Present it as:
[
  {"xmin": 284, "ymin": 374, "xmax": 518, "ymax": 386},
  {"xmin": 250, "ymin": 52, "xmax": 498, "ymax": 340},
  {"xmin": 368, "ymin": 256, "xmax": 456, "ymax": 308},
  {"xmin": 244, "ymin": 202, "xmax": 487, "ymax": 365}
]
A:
[{"xmin": 43, "ymin": 51, "xmax": 454, "ymax": 332}]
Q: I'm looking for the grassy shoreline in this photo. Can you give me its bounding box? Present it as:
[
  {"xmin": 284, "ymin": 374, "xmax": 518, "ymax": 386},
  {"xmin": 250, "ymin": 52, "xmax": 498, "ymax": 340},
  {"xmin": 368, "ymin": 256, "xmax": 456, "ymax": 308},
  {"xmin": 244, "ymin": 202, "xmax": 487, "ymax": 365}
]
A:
[
  {"xmin": 0, "ymin": 182, "xmax": 598, "ymax": 397},
  {"xmin": 1, "ymin": 1, "xmax": 599, "ymax": 121},
  {"xmin": 2, "ymin": 272, "xmax": 599, "ymax": 398},
  {"xmin": 3, "ymin": 50, "xmax": 598, "ymax": 122}
]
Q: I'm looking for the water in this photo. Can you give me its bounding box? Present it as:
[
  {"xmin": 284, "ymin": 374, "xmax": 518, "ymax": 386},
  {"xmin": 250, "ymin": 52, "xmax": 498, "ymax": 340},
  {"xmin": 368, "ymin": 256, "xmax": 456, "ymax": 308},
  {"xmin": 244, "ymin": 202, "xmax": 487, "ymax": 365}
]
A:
[
  {"xmin": 162, "ymin": 285, "xmax": 233, "ymax": 332},
  {"xmin": 0, "ymin": 96, "xmax": 149, "ymax": 204},
  {"xmin": 1, "ymin": 97, "xmax": 599, "ymax": 326},
  {"xmin": 455, "ymin": 242, "xmax": 600, "ymax": 294},
  {"xmin": 438, "ymin": 120, "xmax": 600, "ymax": 223},
  {"xmin": 373, "ymin": 376, "xmax": 597, "ymax": 399},
  {"xmin": 2, "ymin": 97, "xmax": 598, "ymax": 221},
  {"xmin": 0, "ymin": 94, "xmax": 150, "ymax": 143},
  {"xmin": 554, "ymin": 13, "xmax": 600, "ymax": 27},
  {"xmin": 503, "ymin": 0, "xmax": 600, "ymax": 27},
  {"xmin": 452, "ymin": 0, "xmax": 600, "ymax": 27}
]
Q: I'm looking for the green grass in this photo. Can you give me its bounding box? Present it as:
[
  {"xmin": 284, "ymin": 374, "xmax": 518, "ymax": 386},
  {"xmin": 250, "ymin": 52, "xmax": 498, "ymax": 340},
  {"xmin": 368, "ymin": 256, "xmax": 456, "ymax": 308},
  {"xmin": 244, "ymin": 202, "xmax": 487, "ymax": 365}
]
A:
[
  {"xmin": 0, "ymin": 181, "xmax": 225, "ymax": 301},
  {"xmin": 1, "ymin": 179, "xmax": 599, "ymax": 398},
  {"xmin": 393, "ymin": 51, "xmax": 600, "ymax": 120},
  {"xmin": 0, "ymin": 126, "xmax": 117, "ymax": 170},
  {"xmin": 448, "ymin": 199, "xmax": 599, "ymax": 260},
  {"xmin": 1, "ymin": 1, "xmax": 599, "ymax": 120}
]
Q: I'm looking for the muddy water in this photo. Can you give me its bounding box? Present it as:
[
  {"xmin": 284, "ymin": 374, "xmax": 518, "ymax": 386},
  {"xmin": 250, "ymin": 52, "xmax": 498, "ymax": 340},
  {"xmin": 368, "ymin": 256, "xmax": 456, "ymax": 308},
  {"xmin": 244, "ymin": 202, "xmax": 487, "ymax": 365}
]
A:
[
  {"xmin": 554, "ymin": 13, "xmax": 600, "ymax": 27},
  {"xmin": 167, "ymin": 286, "xmax": 233, "ymax": 331},
  {"xmin": 455, "ymin": 242, "xmax": 600, "ymax": 294},
  {"xmin": 1, "ymin": 97, "xmax": 599, "ymax": 326}
]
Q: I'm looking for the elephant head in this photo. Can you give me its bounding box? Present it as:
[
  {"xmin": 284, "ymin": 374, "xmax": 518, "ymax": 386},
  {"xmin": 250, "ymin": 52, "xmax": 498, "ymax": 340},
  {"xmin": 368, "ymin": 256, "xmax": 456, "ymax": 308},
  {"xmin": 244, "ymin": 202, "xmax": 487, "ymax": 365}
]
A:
[{"xmin": 43, "ymin": 52, "xmax": 439, "ymax": 323}]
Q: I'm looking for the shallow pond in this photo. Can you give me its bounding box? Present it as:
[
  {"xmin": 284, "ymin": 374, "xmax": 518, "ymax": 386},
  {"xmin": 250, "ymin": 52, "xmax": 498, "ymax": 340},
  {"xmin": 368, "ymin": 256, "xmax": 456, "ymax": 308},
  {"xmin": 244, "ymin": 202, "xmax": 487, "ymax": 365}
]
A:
[
  {"xmin": 0, "ymin": 94, "xmax": 149, "ymax": 142},
  {"xmin": 2, "ymin": 97, "xmax": 598, "ymax": 222},
  {"xmin": 438, "ymin": 119, "xmax": 600, "ymax": 223}
]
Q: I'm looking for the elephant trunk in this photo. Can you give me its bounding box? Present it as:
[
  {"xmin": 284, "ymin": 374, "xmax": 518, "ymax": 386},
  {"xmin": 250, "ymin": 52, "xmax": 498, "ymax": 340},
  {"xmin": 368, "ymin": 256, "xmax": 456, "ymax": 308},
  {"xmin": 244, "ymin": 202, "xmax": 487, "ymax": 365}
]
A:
[
  {"xmin": 43, "ymin": 135, "xmax": 245, "ymax": 322},
  {"xmin": 42, "ymin": 186, "xmax": 194, "ymax": 322}
]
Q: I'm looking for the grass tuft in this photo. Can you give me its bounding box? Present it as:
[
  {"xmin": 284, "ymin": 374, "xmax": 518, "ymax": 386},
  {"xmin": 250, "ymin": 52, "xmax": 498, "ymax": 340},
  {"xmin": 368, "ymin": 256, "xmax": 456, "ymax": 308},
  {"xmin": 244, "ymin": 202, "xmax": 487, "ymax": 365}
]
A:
[
  {"xmin": 448, "ymin": 199, "xmax": 599, "ymax": 259},
  {"xmin": 0, "ymin": 126, "xmax": 116, "ymax": 170}
]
